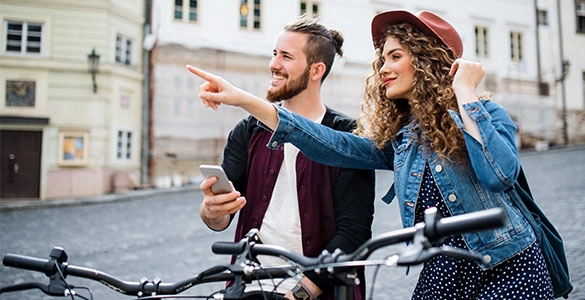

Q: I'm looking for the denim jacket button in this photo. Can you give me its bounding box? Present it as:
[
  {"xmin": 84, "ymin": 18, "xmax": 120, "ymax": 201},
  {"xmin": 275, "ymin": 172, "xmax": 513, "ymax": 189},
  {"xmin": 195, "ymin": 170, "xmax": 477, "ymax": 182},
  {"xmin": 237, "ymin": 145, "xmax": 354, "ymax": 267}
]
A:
[
  {"xmin": 271, "ymin": 141, "xmax": 278, "ymax": 147},
  {"xmin": 434, "ymin": 164, "xmax": 443, "ymax": 172},
  {"xmin": 484, "ymin": 255, "xmax": 492, "ymax": 264},
  {"xmin": 448, "ymin": 194, "xmax": 457, "ymax": 202}
]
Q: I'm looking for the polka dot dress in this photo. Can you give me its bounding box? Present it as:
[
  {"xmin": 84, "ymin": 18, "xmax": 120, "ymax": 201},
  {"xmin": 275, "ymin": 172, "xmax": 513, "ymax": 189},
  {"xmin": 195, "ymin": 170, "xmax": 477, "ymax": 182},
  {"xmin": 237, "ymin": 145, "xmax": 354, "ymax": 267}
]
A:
[{"xmin": 410, "ymin": 164, "xmax": 554, "ymax": 300}]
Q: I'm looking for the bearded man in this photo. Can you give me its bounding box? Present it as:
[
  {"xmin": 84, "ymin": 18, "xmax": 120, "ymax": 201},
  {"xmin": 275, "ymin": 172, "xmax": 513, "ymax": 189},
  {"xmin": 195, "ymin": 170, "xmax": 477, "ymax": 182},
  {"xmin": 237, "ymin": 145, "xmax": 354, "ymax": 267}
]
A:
[{"xmin": 198, "ymin": 15, "xmax": 375, "ymax": 300}]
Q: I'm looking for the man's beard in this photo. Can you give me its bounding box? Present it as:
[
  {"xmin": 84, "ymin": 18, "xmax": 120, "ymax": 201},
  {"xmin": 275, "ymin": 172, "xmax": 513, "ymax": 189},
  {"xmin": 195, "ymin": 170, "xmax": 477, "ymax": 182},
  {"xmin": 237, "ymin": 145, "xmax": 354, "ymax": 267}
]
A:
[{"xmin": 266, "ymin": 66, "xmax": 310, "ymax": 102}]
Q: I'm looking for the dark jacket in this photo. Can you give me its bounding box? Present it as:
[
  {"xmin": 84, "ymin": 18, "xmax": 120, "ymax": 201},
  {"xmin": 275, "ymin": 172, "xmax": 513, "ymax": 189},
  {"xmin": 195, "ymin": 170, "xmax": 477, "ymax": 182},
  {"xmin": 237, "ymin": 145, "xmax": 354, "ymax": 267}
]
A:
[{"xmin": 222, "ymin": 106, "xmax": 375, "ymax": 299}]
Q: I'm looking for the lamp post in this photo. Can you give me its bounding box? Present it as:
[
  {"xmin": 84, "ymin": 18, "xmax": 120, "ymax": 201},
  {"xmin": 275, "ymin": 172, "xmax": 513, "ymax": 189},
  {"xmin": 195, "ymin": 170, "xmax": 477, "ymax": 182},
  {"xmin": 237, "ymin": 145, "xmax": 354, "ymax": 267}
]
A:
[
  {"xmin": 557, "ymin": 59, "xmax": 570, "ymax": 145},
  {"xmin": 555, "ymin": 0, "xmax": 570, "ymax": 145},
  {"xmin": 87, "ymin": 48, "xmax": 100, "ymax": 94}
]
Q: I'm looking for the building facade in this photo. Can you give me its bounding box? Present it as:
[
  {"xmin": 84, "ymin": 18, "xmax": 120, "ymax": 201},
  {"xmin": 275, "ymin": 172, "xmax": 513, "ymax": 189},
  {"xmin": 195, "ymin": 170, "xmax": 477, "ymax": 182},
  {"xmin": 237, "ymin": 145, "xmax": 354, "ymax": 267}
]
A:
[
  {"xmin": 1, "ymin": 0, "xmax": 582, "ymax": 200},
  {"xmin": 149, "ymin": 0, "xmax": 582, "ymax": 186},
  {"xmin": 536, "ymin": 0, "xmax": 585, "ymax": 145},
  {"xmin": 0, "ymin": 0, "xmax": 145, "ymax": 199}
]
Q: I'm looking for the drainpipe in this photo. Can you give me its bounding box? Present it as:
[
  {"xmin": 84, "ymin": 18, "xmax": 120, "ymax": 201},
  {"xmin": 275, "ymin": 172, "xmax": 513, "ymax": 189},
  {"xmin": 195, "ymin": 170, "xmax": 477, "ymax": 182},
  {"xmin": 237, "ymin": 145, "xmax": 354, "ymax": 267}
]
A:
[
  {"xmin": 556, "ymin": 0, "xmax": 569, "ymax": 145},
  {"xmin": 534, "ymin": 0, "xmax": 543, "ymax": 88},
  {"xmin": 141, "ymin": 0, "xmax": 153, "ymax": 186}
]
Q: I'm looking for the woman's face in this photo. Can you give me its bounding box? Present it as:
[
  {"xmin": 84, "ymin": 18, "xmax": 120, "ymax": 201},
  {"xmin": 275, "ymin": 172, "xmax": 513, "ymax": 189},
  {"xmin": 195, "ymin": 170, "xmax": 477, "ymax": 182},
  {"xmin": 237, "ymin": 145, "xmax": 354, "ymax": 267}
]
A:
[{"xmin": 379, "ymin": 37, "xmax": 414, "ymax": 100}]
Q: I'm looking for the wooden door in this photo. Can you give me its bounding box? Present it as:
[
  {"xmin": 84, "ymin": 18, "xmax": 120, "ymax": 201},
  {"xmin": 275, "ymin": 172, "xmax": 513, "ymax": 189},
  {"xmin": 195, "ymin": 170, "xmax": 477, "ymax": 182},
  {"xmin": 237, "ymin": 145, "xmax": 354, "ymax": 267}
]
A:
[{"xmin": 0, "ymin": 130, "xmax": 42, "ymax": 199}]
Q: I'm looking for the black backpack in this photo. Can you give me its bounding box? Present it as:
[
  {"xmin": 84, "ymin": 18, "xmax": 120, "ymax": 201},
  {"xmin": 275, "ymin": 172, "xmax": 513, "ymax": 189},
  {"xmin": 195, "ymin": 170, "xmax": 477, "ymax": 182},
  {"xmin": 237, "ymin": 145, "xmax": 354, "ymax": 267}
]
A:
[{"xmin": 509, "ymin": 168, "xmax": 573, "ymax": 299}]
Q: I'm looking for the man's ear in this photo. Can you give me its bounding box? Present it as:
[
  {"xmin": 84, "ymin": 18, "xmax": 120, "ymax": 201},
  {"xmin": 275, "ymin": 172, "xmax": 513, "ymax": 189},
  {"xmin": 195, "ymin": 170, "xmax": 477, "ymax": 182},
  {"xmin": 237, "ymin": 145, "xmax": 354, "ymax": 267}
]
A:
[{"xmin": 310, "ymin": 62, "xmax": 327, "ymax": 82}]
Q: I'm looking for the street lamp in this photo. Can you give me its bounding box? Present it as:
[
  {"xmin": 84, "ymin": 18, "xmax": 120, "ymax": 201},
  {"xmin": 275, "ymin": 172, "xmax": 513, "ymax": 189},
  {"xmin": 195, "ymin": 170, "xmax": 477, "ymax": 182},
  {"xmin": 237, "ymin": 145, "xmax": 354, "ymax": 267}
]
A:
[
  {"xmin": 87, "ymin": 48, "xmax": 100, "ymax": 94},
  {"xmin": 556, "ymin": 60, "xmax": 571, "ymax": 83}
]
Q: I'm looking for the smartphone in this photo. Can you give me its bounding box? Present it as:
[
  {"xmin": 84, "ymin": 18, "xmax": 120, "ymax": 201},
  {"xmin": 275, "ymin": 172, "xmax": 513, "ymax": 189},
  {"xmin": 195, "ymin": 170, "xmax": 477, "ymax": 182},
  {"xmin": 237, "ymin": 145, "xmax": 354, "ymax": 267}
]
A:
[{"xmin": 200, "ymin": 164, "xmax": 235, "ymax": 194}]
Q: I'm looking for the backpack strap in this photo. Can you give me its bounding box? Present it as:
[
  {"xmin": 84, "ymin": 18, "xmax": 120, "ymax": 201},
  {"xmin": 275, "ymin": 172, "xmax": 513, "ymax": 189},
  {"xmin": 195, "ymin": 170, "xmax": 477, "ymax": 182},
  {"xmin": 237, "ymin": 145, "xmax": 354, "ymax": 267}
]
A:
[{"xmin": 516, "ymin": 167, "xmax": 533, "ymax": 198}]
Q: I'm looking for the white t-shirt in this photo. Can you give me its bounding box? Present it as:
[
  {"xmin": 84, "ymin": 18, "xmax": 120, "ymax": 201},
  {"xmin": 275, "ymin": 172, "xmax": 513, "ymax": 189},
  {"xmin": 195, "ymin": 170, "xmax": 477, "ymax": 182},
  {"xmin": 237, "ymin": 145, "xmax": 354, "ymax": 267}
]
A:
[{"xmin": 249, "ymin": 112, "xmax": 325, "ymax": 294}]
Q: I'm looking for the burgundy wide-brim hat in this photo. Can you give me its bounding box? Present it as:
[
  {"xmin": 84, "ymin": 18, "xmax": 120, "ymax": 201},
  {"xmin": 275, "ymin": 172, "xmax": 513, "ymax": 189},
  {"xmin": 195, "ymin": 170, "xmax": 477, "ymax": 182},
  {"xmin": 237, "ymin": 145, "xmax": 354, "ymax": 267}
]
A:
[{"xmin": 371, "ymin": 10, "xmax": 463, "ymax": 58}]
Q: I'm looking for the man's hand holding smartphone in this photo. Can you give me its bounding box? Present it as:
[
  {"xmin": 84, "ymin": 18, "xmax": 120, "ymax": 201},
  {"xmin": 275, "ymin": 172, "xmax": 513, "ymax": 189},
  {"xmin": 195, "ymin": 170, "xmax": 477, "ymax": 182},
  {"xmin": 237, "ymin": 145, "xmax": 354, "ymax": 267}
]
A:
[
  {"xmin": 199, "ymin": 165, "xmax": 246, "ymax": 231},
  {"xmin": 200, "ymin": 165, "xmax": 235, "ymax": 194}
]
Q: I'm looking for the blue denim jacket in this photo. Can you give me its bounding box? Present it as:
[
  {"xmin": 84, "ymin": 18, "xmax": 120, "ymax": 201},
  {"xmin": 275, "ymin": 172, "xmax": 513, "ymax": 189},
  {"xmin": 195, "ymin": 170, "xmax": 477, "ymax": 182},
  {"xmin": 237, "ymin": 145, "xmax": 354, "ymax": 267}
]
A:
[{"xmin": 266, "ymin": 100, "xmax": 535, "ymax": 269}]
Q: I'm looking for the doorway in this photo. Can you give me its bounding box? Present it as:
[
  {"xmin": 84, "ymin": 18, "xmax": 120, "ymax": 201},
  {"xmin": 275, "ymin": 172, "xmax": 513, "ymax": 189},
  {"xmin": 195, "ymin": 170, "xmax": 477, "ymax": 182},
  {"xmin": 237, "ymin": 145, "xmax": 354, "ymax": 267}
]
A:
[{"xmin": 0, "ymin": 130, "xmax": 42, "ymax": 199}]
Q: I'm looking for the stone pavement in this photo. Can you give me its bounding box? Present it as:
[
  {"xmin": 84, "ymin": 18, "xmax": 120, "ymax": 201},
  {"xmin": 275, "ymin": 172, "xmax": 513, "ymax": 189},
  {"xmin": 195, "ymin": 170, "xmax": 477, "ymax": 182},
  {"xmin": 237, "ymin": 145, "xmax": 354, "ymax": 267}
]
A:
[{"xmin": 1, "ymin": 144, "xmax": 584, "ymax": 299}]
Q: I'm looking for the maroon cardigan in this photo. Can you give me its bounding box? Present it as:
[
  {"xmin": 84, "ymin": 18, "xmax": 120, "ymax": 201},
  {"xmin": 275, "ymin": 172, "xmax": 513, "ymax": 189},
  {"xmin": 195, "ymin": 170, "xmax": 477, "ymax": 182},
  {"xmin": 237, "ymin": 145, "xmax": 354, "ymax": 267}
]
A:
[{"xmin": 222, "ymin": 107, "xmax": 375, "ymax": 299}]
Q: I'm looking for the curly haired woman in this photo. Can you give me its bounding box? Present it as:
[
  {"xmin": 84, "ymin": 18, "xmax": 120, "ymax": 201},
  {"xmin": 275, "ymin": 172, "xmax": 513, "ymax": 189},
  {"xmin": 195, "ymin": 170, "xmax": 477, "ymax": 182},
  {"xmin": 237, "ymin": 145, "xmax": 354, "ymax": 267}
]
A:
[{"xmin": 187, "ymin": 10, "xmax": 554, "ymax": 299}]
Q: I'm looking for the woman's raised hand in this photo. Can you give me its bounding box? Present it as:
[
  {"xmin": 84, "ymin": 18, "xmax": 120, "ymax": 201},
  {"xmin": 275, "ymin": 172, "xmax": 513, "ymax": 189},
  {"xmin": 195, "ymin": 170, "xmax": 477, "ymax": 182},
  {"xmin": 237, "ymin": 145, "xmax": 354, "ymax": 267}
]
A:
[
  {"xmin": 186, "ymin": 65, "xmax": 247, "ymax": 110},
  {"xmin": 186, "ymin": 65, "xmax": 280, "ymax": 130},
  {"xmin": 448, "ymin": 59, "xmax": 485, "ymax": 141},
  {"xmin": 449, "ymin": 59, "xmax": 486, "ymax": 99}
]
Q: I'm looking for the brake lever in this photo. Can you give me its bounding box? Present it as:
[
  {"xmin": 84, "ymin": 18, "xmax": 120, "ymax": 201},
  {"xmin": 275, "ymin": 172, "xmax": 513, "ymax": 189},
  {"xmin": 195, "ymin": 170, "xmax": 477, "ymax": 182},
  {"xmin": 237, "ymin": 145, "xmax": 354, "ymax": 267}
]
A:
[
  {"xmin": 47, "ymin": 273, "xmax": 76, "ymax": 296},
  {"xmin": 438, "ymin": 246, "xmax": 490, "ymax": 266},
  {"xmin": 0, "ymin": 282, "xmax": 49, "ymax": 294},
  {"xmin": 397, "ymin": 245, "xmax": 490, "ymax": 267},
  {"xmin": 395, "ymin": 221, "xmax": 432, "ymax": 266},
  {"xmin": 0, "ymin": 280, "xmax": 75, "ymax": 297}
]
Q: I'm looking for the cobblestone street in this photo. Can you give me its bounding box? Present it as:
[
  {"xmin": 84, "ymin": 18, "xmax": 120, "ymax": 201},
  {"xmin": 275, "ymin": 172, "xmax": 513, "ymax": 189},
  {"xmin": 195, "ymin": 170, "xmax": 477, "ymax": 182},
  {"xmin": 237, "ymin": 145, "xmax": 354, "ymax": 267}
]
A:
[{"xmin": 1, "ymin": 145, "xmax": 584, "ymax": 299}]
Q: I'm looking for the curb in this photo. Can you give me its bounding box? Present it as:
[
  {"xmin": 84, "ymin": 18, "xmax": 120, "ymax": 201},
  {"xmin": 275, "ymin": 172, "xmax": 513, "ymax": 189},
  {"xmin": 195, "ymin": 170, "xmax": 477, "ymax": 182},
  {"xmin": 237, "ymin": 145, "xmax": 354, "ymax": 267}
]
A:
[
  {"xmin": 0, "ymin": 184, "xmax": 201, "ymax": 212},
  {"xmin": 518, "ymin": 142, "xmax": 585, "ymax": 156}
]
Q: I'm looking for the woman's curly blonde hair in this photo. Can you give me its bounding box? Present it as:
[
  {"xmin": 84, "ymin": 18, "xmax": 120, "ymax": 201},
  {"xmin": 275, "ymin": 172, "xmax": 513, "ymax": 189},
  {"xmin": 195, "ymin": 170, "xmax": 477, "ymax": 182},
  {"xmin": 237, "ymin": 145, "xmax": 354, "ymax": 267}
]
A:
[{"xmin": 355, "ymin": 23, "xmax": 468, "ymax": 162}]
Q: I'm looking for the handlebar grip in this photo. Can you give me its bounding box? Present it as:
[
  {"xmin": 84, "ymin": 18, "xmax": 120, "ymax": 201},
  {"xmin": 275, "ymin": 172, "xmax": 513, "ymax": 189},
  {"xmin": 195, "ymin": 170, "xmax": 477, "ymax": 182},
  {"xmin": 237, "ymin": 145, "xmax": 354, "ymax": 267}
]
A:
[
  {"xmin": 434, "ymin": 208, "xmax": 506, "ymax": 238},
  {"xmin": 3, "ymin": 254, "xmax": 55, "ymax": 275},
  {"xmin": 212, "ymin": 241, "xmax": 246, "ymax": 255}
]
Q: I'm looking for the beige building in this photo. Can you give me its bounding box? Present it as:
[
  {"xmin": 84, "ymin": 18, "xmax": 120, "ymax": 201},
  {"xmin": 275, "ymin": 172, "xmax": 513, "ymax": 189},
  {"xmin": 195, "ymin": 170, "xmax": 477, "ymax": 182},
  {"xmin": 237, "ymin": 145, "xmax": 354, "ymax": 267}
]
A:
[
  {"xmin": 0, "ymin": 0, "xmax": 146, "ymax": 199},
  {"xmin": 536, "ymin": 0, "xmax": 585, "ymax": 145}
]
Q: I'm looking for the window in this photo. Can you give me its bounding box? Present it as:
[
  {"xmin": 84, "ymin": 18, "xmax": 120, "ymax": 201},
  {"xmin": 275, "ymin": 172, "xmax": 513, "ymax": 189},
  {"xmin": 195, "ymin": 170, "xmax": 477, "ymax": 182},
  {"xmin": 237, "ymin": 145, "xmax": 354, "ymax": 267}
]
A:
[
  {"xmin": 174, "ymin": 0, "xmax": 198, "ymax": 22},
  {"xmin": 537, "ymin": 9, "xmax": 548, "ymax": 26},
  {"xmin": 510, "ymin": 31, "xmax": 523, "ymax": 62},
  {"xmin": 300, "ymin": 1, "xmax": 320, "ymax": 17},
  {"xmin": 474, "ymin": 26, "xmax": 489, "ymax": 58},
  {"xmin": 539, "ymin": 82, "xmax": 550, "ymax": 96},
  {"xmin": 115, "ymin": 34, "xmax": 132, "ymax": 65},
  {"xmin": 116, "ymin": 130, "xmax": 133, "ymax": 160},
  {"xmin": 577, "ymin": 0, "xmax": 585, "ymax": 33},
  {"xmin": 6, "ymin": 80, "xmax": 35, "ymax": 107},
  {"xmin": 240, "ymin": 0, "xmax": 261, "ymax": 30},
  {"xmin": 4, "ymin": 21, "xmax": 43, "ymax": 54},
  {"xmin": 174, "ymin": 0, "xmax": 183, "ymax": 19}
]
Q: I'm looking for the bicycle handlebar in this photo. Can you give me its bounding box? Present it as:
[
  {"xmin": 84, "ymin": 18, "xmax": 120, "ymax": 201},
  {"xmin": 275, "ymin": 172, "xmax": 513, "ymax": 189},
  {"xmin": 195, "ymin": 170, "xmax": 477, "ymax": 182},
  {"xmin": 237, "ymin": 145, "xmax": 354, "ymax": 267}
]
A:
[
  {"xmin": 212, "ymin": 207, "xmax": 506, "ymax": 264},
  {"xmin": 353, "ymin": 206, "xmax": 506, "ymax": 261},
  {"xmin": 1, "ymin": 207, "xmax": 506, "ymax": 298},
  {"xmin": 2, "ymin": 252, "xmax": 295, "ymax": 297},
  {"xmin": 3, "ymin": 252, "xmax": 199, "ymax": 296}
]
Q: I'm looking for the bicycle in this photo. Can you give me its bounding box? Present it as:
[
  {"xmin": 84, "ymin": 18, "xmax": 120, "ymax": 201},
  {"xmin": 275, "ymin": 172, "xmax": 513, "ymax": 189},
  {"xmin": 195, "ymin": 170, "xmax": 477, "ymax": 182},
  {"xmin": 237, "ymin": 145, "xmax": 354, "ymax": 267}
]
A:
[{"xmin": 0, "ymin": 207, "xmax": 506, "ymax": 299}]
